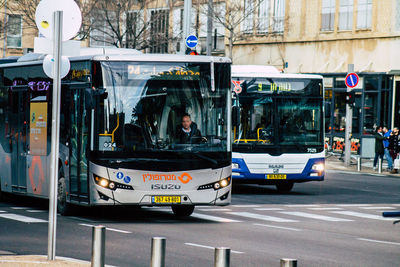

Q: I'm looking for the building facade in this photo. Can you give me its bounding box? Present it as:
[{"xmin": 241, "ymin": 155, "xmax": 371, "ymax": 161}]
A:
[{"xmin": 232, "ymin": 0, "xmax": 400, "ymax": 155}]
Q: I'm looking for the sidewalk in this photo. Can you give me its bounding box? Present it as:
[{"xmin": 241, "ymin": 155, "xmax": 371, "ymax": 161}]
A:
[
  {"xmin": 0, "ymin": 252, "xmax": 90, "ymax": 267},
  {"xmin": 325, "ymin": 153, "xmax": 400, "ymax": 177}
]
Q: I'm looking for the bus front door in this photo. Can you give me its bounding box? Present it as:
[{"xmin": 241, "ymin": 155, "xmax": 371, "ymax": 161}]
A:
[
  {"xmin": 9, "ymin": 89, "xmax": 28, "ymax": 192},
  {"xmin": 69, "ymin": 89, "xmax": 89, "ymax": 203}
]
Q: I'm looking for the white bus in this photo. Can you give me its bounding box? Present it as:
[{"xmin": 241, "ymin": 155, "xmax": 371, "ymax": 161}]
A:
[
  {"xmin": 231, "ymin": 65, "xmax": 325, "ymax": 192},
  {"xmin": 0, "ymin": 51, "xmax": 232, "ymax": 216}
]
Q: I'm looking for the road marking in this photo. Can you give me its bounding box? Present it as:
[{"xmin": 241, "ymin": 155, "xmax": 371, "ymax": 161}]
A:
[
  {"xmin": 227, "ymin": 212, "xmax": 298, "ymax": 222},
  {"xmin": 392, "ymin": 204, "xmax": 400, "ymax": 207},
  {"xmin": 0, "ymin": 210, "xmax": 6, "ymax": 213},
  {"xmin": 357, "ymin": 238, "xmax": 400, "ymax": 246},
  {"xmin": 26, "ymin": 210, "xmax": 47, "ymax": 213},
  {"xmin": 336, "ymin": 204, "xmax": 372, "ymax": 207},
  {"xmin": 331, "ymin": 211, "xmax": 396, "ymax": 221},
  {"xmin": 197, "ymin": 208, "xmax": 232, "ymax": 212},
  {"xmin": 231, "ymin": 205, "xmax": 261, "ymax": 208},
  {"xmin": 184, "ymin": 243, "xmax": 244, "ymax": 254},
  {"xmin": 0, "ymin": 213, "xmax": 47, "ymax": 223},
  {"xmin": 253, "ymin": 223, "xmax": 302, "ymax": 232},
  {"xmin": 360, "ymin": 207, "xmax": 396, "ymax": 210},
  {"xmin": 79, "ymin": 223, "xmax": 132, "ymax": 234},
  {"xmin": 254, "ymin": 208, "xmax": 284, "ymax": 211},
  {"xmin": 280, "ymin": 211, "xmax": 353, "ymax": 222},
  {"xmin": 11, "ymin": 207, "xmax": 29, "ymax": 210},
  {"xmin": 308, "ymin": 207, "xmax": 343, "ymax": 211},
  {"xmin": 69, "ymin": 216, "xmax": 96, "ymax": 223},
  {"xmin": 191, "ymin": 213, "xmax": 241, "ymax": 223},
  {"xmin": 285, "ymin": 204, "xmax": 320, "ymax": 207}
]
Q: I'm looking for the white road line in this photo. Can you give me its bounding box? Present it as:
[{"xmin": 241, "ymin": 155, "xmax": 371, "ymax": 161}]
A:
[
  {"xmin": 336, "ymin": 204, "xmax": 372, "ymax": 207},
  {"xmin": 280, "ymin": 211, "xmax": 353, "ymax": 222},
  {"xmin": 184, "ymin": 243, "xmax": 244, "ymax": 254},
  {"xmin": 360, "ymin": 207, "xmax": 396, "ymax": 210},
  {"xmin": 231, "ymin": 205, "xmax": 261, "ymax": 208},
  {"xmin": 26, "ymin": 210, "xmax": 47, "ymax": 213},
  {"xmin": 308, "ymin": 207, "xmax": 343, "ymax": 211},
  {"xmin": 0, "ymin": 210, "xmax": 6, "ymax": 213},
  {"xmin": 285, "ymin": 204, "xmax": 320, "ymax": 207},
  {"xmin": 227, "ymin": 212, "xmax": 298, "ymax": 223},
  {"xmin": 11, "ymin": 207, "xmax": 29, "ymax": 210},
  {"xmin": 254, "ymin": 208, "xmax": 284, "ymax": 211},
  {"xmin": 79, "ymin": 223, "xmax": 132, "ymax": 234},
  {"xmin": 392, "ymin": 204, "xmax": 400, "ymax": 207},
  {"xmin": 0, "ymin": 213, "xmax": 47, "ymax": 223},
  {"xmin": 253, "ymin": 223, "xmax": 302, "ymax": 232},
  {"xmin": 197, "ymin": 208, "xmax": 232, "ymax": 212},
  {"xmin": 358, "ymin": 238, "xmax": 400, "ymax": 246},
  {"xmin": 69, "ymin": 216, "xmax": 96, "ymax": 223},
  {"xmin": 331, "ymin": 211, "xmax": 396, "ymax": 221},
  {"xmin": 191, "ymin": 213, "xmax": 241, "ymax": 223}
]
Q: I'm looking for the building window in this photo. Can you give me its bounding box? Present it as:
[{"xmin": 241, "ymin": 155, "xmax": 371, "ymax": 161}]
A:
[
  {"xmin": 357, "ymin": 0, "xmax": 372, "ymax": 29},
  {"xmin": 149, "ymin": 9, "xmax": 169, "ymax": 53},
  {"xmin": 126, "ymin": 10, "xmax": 144, "ymax": 49},
  {"xmin": 321, "ymin": 0, "xmax": 335, "ymax": 31},
  {"xmin": 90, "ymin": 11, "xmax": 117, "ymax": 47},
  {"xmin": 258, "ymin": 0, "xmax": 270, "ymax": 33},
  {"xmin": 242, "ymin": 0, "xmax": 254, "ymax": 33},
  {"xmin": 7, "ymin": 15, "xmax": 22, "ymax": 48},
  {"xmin": 272, "ymin": 0, "xmax": 285, "ymax": 33},
  {"xmin": 339, "ymin": 0, "xmax": 353, "ymax": 31}
]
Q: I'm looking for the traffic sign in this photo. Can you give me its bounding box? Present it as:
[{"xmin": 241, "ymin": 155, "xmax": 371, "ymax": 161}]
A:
[
  {"xmin": 185, "ymin": 35, "xmax": 198, "ymax": 49},
  {"xmin": 345, "ymin": 73, "xmax": 359, "ymax": 88}
]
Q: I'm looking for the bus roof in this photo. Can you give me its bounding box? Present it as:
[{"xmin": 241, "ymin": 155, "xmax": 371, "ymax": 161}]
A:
[
  {"xmin": 0, "ymin": 52, "xmax": 231, "ymax": 68},
  {"xmin": 232, "ymin": 65, "xmax": 323, "ymax": 79}
]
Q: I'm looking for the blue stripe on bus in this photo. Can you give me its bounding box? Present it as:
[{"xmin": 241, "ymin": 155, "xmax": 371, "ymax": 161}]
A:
[{"xmin": 232, "ymin": 157, "xmax": 325, "ymax": 181}]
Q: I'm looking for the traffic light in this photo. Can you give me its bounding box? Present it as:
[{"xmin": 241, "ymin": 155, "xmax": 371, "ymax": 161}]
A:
[
  {"xmin": 345, "ymin": 91, "xmax": 355, "ymax": 106},
  {"xmin": 185, "ymin": 48, "xmax": 198, "ymax": 55}
]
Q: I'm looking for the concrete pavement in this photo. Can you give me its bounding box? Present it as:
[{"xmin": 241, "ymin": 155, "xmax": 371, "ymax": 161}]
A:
[{"xmin": 0, "ymin": 255, "xmax": 90, "ymax": 266}]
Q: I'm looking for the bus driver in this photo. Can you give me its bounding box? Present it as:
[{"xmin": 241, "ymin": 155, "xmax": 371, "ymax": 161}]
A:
[{"xmin": 175, "ymin": 114, "xmax": 203, "ymax": 144}]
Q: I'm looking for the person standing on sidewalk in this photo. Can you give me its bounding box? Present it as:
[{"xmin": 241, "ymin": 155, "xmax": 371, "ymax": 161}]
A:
[
  {"xmin": 383, "ymin": 127, "xmax": 393, "ymax": 171},
  {"xmin": 373, "ymin": 126, "xmax": 385, "ymax": 170},
  {"xmin": 389, "ymin": 127, "xmax": 399, "ymax": 173}
]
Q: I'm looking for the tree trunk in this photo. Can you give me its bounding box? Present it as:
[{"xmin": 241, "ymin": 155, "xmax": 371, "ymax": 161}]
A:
[{"xmin": 229, "ymin": 30, "xmax": 234, "ymax": 63}]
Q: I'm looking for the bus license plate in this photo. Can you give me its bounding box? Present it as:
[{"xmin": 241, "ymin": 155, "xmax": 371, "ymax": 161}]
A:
[
  {"xmin": 152, "ymin": 196, "xmax": 181, "ymax": 204},
  {"xmin": 266, "ymin": 174, "xmax": 287, "ymax": 180}
]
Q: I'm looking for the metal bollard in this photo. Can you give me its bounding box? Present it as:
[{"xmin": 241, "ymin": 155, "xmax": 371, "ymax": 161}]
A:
[
  {"xmin": 378, "ymin": 157, "xmax": 382, "ymax": 173},
  {"xmin": 280, "ymin": 258, "xmax": 297, "ymax": 267},
  {"xmin": 150, "ymin": 237, "xmax": 166, "ymax": 267},
  {"xmin": 91, "ymin": 225, "xmax": 106, "ymax": 267},
  {"xmin": 214, "ymin": 247, "xmax": 230, "ymax": 267},
  {"xmin": 357, "ymin": 157, "xmax": 361, "ymax": 172}
]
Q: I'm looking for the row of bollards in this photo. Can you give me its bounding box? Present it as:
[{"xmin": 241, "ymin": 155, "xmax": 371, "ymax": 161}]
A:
[
  {"xmin": 357, "ymin": 157, "xmax": 382, "ymax": 173},
  {"xmin": 90, "ymin": 225, "xmax": 297, "ymax": 267}
]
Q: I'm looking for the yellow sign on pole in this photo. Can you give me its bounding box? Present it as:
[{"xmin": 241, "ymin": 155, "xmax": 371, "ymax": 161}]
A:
[{"xmin": 30, "ymin": 102, "xmax": 48, "ymax": 155}]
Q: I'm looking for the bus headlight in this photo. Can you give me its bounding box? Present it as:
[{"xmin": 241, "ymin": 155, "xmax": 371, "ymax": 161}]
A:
[
  {"xmin": 232, "ymin": 163, "xmax": 239, "ymax": 169},
  {"xmin": 93, "ymin": 174, "xmax": 134, "ymax": 191},
  {"xmin": 198, "ymin": 176, "xmax": 231, "ymax": 191},
  {"xmin": 312, "ymin": 163, "xmax": 324, "ymax": 172}
]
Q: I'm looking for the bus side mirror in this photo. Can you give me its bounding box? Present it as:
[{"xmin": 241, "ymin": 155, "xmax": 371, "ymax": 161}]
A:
[{"xmin": 232, "ymin": 106, "xmax": 240, "ymax": 127}]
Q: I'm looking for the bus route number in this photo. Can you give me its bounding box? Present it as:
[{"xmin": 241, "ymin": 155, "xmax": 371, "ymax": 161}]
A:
[{"xmin": 103, "ymin": 142, "xmax": 116, "ymax": 148}]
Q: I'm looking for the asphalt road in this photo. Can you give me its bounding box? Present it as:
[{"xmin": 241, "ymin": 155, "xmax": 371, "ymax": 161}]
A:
[{"xmin": 0, "ymin": 170, "xmax": 399, "ymax": 267}]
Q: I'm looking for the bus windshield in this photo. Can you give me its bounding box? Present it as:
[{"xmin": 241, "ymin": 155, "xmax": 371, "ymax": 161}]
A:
[
  {"xmin": 92, "ymin": 61, "xmax": 229, "ymax": 155},
  {"xmin": 233, "ymin": 78, "xmax": 323, "ymax": 151}
]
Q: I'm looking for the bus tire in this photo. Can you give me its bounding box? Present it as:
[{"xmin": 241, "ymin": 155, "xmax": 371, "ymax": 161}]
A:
[
  {"xmin": 57, "ymin": 177, "xmax": 72, "ymax": 216},
  {"xmin": 172, "ymin": 205, "xmax": 195, "ymax": 217},
  {"xmin": 276, "ymin": 182, "xmax": 294, "ymax": 193}
]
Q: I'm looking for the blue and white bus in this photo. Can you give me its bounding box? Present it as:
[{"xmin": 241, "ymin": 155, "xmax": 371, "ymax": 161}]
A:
[{"xmin": 231, "ymin": 65, "xmax": 325, "ymax": 192}]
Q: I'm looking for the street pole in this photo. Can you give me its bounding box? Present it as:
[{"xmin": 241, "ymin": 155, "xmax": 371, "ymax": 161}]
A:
[
  {"xmin": 181, "ymin": 0, "xmax": 192, "ymax": 54},
  {"xmin": 206, "ymin": 0, "xmax": 213, "ymax": 56},
  {"xmin": 344, "ymin": 64, "xmax": 354, "ymax": 166},
  {"xmin": 48, "ymin": 10, "xmax": 63, "ymax": 260}
]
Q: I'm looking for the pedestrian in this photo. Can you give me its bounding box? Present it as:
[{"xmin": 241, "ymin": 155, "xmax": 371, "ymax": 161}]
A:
[
  {"xmin": 389, "ymin": 127, "xmax": 399, "ymax": 173},
  {"xmin": 373, "ymin": 126, "xmax": 385, "ymax": 170},
  {"xmin": 382, "ymin": 127, "xmax": 393, "ymax": 171}
]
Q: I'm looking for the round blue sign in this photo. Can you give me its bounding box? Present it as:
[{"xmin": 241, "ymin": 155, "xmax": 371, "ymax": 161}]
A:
[
  {"xmin": 185, "ymin": 35, "xmax": 198, "ymax": 49},
  {"xmin": 116, "ymin": 172, "xmax": 124, "ymax": 179},
  {"xmin": 123, "ymin": 176, "xmax": 131, "ymax": 183},
  {"xmin": 345, "ymin": 73, "xmax": 359, "ymax": 88}
]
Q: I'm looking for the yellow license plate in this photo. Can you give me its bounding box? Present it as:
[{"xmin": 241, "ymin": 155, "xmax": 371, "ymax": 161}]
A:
[
  {"xmin": 152, "ymin": 196, "xmax": 181, "ymax": 204},
  {"xmin": 267, "ymin": 174, "xmax": 287, "ymax": 179}
]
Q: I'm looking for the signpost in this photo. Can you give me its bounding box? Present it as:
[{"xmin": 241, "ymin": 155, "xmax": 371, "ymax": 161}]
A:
[
  {"xmin": 34, "ymin": 0, "xmax": 82, "ymax": 260},
  {"xmin": 185, "ymin": 35, "xmax": 198, "ymax": 49},
  {"xmin": 344, "ymin": 65, "xmax": 356, "ymax": 166}
]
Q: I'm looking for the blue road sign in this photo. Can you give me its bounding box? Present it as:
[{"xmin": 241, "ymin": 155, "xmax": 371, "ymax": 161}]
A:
[
  {"xmin": 185, "ymin": 35, "xmax": 198, "ymax": 48},
  {"xmin": 345, "ymin": 73, "xmax": 359, "ymax": 88}
]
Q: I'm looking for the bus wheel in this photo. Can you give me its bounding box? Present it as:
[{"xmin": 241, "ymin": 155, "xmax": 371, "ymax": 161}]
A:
[
  {"xmin": 57, "ymin": 177, "xmax": 71, "ymax": 215},
  {"xmin": 276, "ymin": 182, "xmax": 294, "ymax": 193},
  {"xmin": 172, "ymin": 205, "xmax": 195, "ymax": 217}
]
